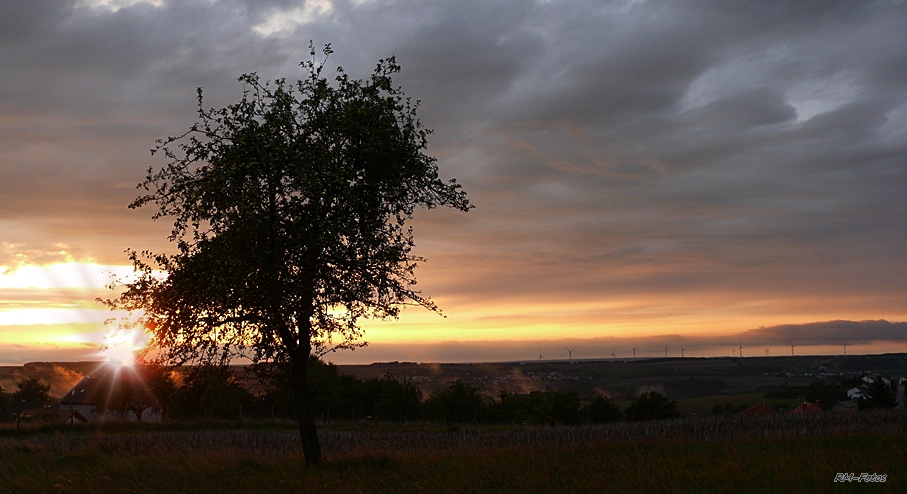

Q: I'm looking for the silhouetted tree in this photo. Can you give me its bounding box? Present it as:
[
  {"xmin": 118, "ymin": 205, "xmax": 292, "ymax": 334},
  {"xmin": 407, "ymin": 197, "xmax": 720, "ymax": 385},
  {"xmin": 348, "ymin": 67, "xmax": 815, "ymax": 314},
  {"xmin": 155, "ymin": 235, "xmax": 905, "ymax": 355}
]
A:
[
  {"xmin": 546, "ymin": 390, "xmax": 583, "ymax": 425},
  {"xmin": 487, "ymin": 391, "xmax": 531, "ymax": 424},
  {"xmin": 864, "ymin": 375, "xmax": 897, "ymax": 409},
  {"xmin": 624, "ymin": 391, "xmax": 682, "ymax": 421},
  {"xmin": 254, "ymin": 357, "xmax": 359, "ymax": 422},
  {"xmin": 764, "ymin": 379, "xmax": 844, "ymax": 411},
  {"xmin": 174, "ymin": 365, "xmax": 255, "ymax": 420},
  {"xmin": 426, "ymin": 380, "xmax": 482, "ymax": 424},
  {"xmin": 105, "ymin": 363, "xmax": 176, "ymax": 421},
  {"xmin": 103, "ymin": 43, "xmax": 470, "ymax": 464},
  {"xmin": 13, "ymin": 377, "xmax": 51, "ymax": 402},
  {"xmin": 587, "ymin": 394, "xmax": 623, "ymax": 423},
  {"xmin": 362, "ymin": 373, "xmax": 423, "ymax": 422},
  {"xmin": 0, "ymin": 385, "xmax": 9, "ymax": 421}
]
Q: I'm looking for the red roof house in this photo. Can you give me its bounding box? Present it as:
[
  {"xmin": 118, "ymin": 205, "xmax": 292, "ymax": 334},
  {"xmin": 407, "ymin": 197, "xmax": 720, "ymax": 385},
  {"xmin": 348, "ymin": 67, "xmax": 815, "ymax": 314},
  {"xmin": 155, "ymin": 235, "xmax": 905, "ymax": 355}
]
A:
[
  {"xmin": 790, "ymin": 401, "xmax": 823, "ymax": 414},
  {"xmin": 738, "ymin": 402, "xmax": 778, "ymax": 416}
]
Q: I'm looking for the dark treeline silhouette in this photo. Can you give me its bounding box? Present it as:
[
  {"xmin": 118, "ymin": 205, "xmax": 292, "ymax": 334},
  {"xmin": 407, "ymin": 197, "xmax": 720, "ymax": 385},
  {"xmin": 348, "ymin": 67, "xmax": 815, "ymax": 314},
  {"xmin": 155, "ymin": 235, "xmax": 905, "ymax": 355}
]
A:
[
  {"xmin": 763, "ymin": 374, "xmax": 900, "ymax": 411},
  {"xmin": 4, "ymin": 362, "xmax": 901, "ymax": 425},
  {"xmin": 150, "ymin": 359, "xmax": 628, "ymax": 426},
  {"xmin": 147, "ymin": 363, "xmax": 903, "ymax": 425}
]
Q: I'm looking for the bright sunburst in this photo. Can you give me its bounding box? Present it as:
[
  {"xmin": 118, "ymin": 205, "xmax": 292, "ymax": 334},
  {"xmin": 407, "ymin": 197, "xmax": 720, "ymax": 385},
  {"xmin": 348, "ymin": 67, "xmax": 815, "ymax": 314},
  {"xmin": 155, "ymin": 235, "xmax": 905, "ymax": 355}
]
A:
[{"xmin": 99, "ymin": 329, "xmax": 150, "ymax": 366}]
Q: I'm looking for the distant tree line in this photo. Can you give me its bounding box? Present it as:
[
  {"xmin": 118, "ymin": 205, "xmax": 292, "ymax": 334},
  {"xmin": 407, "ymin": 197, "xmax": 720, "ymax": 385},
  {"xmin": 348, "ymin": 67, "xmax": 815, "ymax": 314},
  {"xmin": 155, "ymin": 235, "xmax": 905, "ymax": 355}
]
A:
[
  {"xmin": 0, "ymin": 377, "xmax": 52, "ymax": 405},
  {"xmin": 3, "ymin": 359, "xmax": 673, "ymax": 425},
  {"xmin": 8, "ymin": 363, "xmax": 898, "ymax": 425},
  {"xmin": 762, "ymin": 374, "xmax": 900, "ymax": 411},
  {"xmin": 147, "ymin": 359, "xmax": 680, "ymax": 425}
]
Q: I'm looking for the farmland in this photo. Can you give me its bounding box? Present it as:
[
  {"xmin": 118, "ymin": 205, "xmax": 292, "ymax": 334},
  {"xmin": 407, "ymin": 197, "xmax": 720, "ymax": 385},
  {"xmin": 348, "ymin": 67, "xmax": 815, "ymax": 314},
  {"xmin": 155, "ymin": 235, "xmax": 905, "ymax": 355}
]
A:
[
  {"xmin": 1, "ymin": 411, "xmax": 906, "ymax": 493},
  {"xmin": 3, "ymin": 353, "xmax": 907, "ymax": 492}
]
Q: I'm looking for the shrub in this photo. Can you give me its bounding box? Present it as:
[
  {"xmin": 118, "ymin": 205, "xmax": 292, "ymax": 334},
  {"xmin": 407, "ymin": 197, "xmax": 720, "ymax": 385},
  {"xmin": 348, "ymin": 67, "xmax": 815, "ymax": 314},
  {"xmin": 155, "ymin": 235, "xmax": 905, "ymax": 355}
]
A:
[
  {"xmin": 587, "ymin": 394, "xmax": 622, "ymax": 423},
  {"xmin": 624, "ymin": 391, "xmax": 681, "ymax": 422}
]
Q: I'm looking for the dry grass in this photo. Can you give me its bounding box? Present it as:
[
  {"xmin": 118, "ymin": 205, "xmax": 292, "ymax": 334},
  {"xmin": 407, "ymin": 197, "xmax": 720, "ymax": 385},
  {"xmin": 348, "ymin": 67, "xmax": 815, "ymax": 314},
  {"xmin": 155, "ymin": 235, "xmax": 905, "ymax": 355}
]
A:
[
  {"xmin": 1, "ymin": 411, "xmax": 906, "ymax": 493},
  {"xmin": 3, "ymin": 409, "xmax": 906, "ymax": 457}
]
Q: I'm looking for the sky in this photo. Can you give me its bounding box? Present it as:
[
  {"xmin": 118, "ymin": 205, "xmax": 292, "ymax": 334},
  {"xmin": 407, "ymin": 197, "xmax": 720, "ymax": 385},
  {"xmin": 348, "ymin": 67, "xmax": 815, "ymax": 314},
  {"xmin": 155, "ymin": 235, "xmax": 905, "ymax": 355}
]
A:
[{"xmin": 1, "ymin": 0, "xmax": 906, "ymax": 365}]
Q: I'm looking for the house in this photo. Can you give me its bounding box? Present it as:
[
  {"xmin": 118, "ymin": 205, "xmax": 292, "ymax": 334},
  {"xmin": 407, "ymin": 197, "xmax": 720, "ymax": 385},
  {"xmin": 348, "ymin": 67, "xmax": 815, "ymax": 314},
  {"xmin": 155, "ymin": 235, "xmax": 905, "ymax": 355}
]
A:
[
  {"xmin": 847, "ymin": 387, "xmax": 867, "ymax": 400},
  {"xmin": 737, "ymin": 402, "xmax": 778, "ymax": 416},
  {"xmin": 59, "ymin": 376, "xmax": 106, "ymax": 422},
  {"xmin": 790, "ymin": 401, "xmax": 823, "ymax": 414},
  {"xmin": 59, "ymin": 409, "xmax": 90, "ymax": 424},
  {"xmin": 59, "ymin": 370, "xmax": 162, "ymax": 423}
]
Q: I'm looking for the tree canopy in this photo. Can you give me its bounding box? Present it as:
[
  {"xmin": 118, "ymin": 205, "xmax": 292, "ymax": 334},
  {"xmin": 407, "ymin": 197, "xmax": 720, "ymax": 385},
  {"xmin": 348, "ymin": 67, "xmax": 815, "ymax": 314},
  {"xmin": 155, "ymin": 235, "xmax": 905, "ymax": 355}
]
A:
[
  {"xmin": 13, "ymin": 377, "xmax": 52, "ymax": 403},
  {"xmin": 104, "ymin": 44, "xmax": 470, "ymax": 464},
  {"xmin": 623, "ymin": 391, "xmax": 682, "ymax": 422}
]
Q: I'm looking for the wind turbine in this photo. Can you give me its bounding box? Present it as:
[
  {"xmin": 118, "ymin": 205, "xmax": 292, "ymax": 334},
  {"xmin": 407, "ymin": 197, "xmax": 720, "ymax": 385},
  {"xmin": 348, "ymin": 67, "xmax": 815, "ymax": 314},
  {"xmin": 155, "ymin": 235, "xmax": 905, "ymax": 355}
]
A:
[
  {"xmin": 732, "ymin": 348, "xmax": 736, "ymax": 358},
  {"xmin": 739, "ymin": 342, "xmax": 745, "ymax": 358},
  {"xmin": 538, "ymin": 350, "xmax": 545, "ymax": 361},
  {"xmin": 632, "ymin": 347, "xmax": 637, "ymax": 359},
  {"xmin": 681, "ymin": 348, "xmax": 685, "ymax": 358},
  {"xmin": 765, "ymin": 348, "xmax": 770, "ymax": 357},
  {"xmin": 843, "ymin": 344, "xmax": 847, "ymax": 357},
  {"xmin": 791, "ymin": 343, "xmax": 795, "ymax": 356},
  {"xmin": 664, "ymin": 346, "xmax": 669, "ymax": 358},
  {"xmin": 566, "ymin": 348, "xmax": 575, "ymax": 363},
  {"xmin": 611, "ymin": 348, "xmax": 616, "ymax": 359}
]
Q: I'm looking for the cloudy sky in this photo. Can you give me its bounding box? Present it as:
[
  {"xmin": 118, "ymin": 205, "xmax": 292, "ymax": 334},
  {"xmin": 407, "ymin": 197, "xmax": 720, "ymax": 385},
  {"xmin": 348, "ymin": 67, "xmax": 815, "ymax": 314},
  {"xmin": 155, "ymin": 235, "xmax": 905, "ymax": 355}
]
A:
[{"xmin": 1, "ymin": 0, "xmax": 906, "ymax": 365}]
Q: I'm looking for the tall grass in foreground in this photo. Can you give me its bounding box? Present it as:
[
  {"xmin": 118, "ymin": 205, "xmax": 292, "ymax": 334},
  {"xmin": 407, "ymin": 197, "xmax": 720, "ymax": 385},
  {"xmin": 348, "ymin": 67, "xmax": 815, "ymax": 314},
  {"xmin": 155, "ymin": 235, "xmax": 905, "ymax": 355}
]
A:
[
  {"xmin": 1, "ymin": 436, "xmax": 904, "ymax": 493},
  {"xmin": 2, "ymin": 409, "xmax": 906, "ymax": 456}
]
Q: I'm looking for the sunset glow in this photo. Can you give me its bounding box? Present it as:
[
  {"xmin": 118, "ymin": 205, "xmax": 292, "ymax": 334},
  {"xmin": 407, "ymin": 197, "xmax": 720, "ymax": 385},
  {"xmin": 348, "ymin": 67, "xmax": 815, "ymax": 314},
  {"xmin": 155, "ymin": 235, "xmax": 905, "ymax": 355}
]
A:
[{"xmin": 2, "ymin": 1, "xmax": 906, "ymax": 365}]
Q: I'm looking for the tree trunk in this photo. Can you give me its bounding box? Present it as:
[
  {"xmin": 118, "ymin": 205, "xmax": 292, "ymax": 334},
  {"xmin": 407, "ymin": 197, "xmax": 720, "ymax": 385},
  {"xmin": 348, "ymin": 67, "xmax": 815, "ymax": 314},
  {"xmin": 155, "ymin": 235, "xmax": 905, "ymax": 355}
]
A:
[{"xmin": 291, "ymin": 351, "xmax": 322, "ymax": 465}]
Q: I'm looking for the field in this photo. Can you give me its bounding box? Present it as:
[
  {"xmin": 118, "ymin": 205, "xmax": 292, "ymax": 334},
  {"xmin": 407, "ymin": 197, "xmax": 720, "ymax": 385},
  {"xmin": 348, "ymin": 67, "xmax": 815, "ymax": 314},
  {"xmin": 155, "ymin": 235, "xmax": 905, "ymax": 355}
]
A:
[
  {"xmin": 2, "ymin": 411, "xmax": 906, "ymax": 493},
  {"xmin": 2, "ymin": 355, "xmax": 906, "ymax": 492}
]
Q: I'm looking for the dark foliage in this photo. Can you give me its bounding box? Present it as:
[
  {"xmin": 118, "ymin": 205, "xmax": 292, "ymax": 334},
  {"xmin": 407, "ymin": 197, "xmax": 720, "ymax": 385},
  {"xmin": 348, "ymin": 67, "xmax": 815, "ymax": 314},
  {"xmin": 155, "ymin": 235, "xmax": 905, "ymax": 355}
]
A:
[
  {"xmin": 255, "ymin": 358, "xmax": 423, "ymax": 423},
  {"xmin": 361, "ymin": 374, "xmax": 423, "ymax": 422},
  {"xmin": 624, "ymin": 391, "xmax": 682, "ymax": 421},
  {"xmin": 864, "ymin": 375, "xmax": 897, "ymax": 409},
  {"xmin": 102, "ymin": 43, "xmax": 469, "ymax": 464},
  {"xmin": 587, "ymin": 394, "xmax": 623, "ymax": 423},
  {"xmin": 173, "ymin": 365, "xmax": 256, "ymax": 420},
  {"xmin": 425, "ymin": 380, "xmax": 483, "ymax": 424},
  {"xmin": 13, "ymin": 377, "xmax": 52, "ymax": 403},
  {"xmin": 102, "ymin": 363, "xmax": 177, "ymax": 421},
  {"xmin": 764, "ymin": 379, "xmax": 849, "ymax": 410}
]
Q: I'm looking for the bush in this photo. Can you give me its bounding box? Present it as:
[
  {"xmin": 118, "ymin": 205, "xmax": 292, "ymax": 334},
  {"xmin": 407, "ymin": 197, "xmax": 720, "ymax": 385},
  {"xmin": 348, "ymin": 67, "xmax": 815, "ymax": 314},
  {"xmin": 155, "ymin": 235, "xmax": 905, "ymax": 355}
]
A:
[
  {"xmin": 586, "ymin": 394, "xmax": 622, "ymax": 423},
  {"xmin": 174, "ymin": 365, "xmax": 256, "ymax": 420},
  {"xmin": 13, "ymin": 378, "xmax": 51, "ymax": 402},
  {"xmin": 361, "ymin": 374, "xmax": 423, "ymax": 422},
  {"xmin": 425, "ymin": 381, "xmax": 482, "ymax": 424},
  {"xmin": 624, "ymin": 391, "xmax": 681, "ymax": 422}
]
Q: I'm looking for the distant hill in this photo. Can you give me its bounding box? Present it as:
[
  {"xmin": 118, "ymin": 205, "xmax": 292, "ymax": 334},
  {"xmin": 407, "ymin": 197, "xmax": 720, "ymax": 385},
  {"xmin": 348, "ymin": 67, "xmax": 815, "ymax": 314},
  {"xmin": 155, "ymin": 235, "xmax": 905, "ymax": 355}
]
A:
[{"xmin": 4, "ymin": 354, "xmax": 906, "ymax": 402}]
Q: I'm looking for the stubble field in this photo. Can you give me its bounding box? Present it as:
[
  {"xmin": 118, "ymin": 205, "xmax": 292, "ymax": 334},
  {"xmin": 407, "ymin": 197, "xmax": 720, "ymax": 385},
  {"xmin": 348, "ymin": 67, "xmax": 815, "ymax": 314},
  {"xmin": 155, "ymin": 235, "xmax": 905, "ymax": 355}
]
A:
[{"xmin": 2, "ymin": 411, "xmax": 905, "ymax": 493}]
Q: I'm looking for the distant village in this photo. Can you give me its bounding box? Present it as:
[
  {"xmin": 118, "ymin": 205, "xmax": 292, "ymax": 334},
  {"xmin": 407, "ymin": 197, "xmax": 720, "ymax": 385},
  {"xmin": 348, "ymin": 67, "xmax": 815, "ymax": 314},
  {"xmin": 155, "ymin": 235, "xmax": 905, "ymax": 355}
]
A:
[{"xmin": 2, "ymin": 354, "xmax": 906, "ymax": 428}]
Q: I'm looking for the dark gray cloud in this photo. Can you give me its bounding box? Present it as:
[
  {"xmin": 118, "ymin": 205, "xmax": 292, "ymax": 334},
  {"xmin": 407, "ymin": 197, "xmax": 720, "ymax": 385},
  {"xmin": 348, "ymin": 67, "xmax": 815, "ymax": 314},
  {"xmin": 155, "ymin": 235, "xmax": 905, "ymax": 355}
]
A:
[
  {"xmin": 742, "ymin": 320, "xmax": 907, "ymax": 346},
  {"xmin": 1, "ymin": 0, "xmax": 906, "ymax": 360}
]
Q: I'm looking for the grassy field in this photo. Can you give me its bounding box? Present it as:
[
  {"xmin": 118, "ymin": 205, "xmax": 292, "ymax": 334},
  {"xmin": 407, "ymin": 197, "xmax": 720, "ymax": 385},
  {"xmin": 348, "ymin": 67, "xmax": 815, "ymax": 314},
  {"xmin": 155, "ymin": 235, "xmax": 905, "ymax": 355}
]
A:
[
  {"xmin": 2, "ymin": 412, "xmax": 906, "ymax": 493},
  {"xmin": 0, "ymin": 435, "xmax": 903, "ymax": 493}
]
